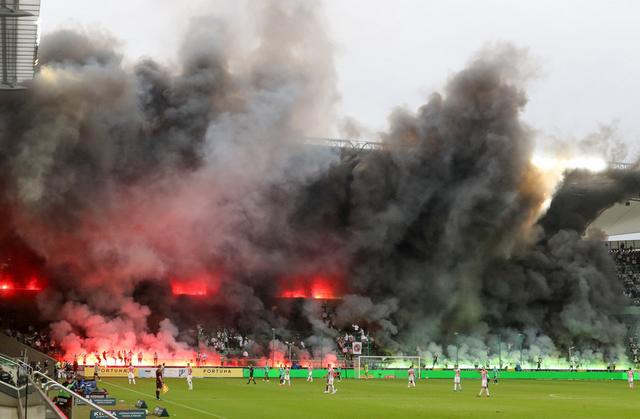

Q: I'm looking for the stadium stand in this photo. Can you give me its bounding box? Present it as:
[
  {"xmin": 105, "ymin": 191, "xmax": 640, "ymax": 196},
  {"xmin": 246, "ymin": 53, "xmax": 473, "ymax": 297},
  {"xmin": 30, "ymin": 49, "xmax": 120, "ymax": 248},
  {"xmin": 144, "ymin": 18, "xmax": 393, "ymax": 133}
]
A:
[
  {"xmin": 0, "ymin": 330, "xmax": 56, "ymax": 370},
  {"xmin": 610, "ymin": 247, "xmax": 640, "ymax": 306}
]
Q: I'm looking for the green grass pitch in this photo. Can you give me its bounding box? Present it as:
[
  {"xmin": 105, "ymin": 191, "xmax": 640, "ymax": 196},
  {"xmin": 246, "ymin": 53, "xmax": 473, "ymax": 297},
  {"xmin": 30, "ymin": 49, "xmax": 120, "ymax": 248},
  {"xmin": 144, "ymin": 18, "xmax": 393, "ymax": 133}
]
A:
[{"xmin": 77, "ymin": 377, "xmax": 639, "ymax": 419}]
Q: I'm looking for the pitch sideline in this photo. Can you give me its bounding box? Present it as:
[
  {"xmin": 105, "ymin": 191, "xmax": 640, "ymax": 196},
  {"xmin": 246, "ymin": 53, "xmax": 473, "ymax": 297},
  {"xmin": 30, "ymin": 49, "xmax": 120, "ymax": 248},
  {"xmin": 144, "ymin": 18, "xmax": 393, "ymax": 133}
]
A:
[{"xmin": 102, "ymin": 380, "xmax": 228, "ymax": 419}]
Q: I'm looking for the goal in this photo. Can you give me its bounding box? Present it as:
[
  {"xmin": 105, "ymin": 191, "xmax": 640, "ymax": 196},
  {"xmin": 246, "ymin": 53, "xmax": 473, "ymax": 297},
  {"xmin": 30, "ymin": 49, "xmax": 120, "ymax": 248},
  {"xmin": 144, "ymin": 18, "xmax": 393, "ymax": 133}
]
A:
[{"xmin": 356, "ymin": 356, "xmax": 422, "ymax": 379}]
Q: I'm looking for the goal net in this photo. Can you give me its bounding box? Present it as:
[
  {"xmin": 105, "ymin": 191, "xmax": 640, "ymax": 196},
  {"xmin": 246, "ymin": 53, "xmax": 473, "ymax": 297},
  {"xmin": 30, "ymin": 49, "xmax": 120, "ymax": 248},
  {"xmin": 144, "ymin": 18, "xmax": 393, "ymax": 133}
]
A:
[{"xmin": 356, "ymin": 356, "xmax": 421, "ymax": 379}]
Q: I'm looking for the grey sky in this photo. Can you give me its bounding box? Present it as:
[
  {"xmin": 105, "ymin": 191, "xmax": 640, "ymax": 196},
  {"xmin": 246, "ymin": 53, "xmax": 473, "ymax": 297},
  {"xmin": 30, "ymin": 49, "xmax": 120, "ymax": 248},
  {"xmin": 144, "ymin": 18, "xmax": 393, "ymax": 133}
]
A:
[{"xmin": 40, "ymin": 0, "xmax": 640, "ymax": 157}]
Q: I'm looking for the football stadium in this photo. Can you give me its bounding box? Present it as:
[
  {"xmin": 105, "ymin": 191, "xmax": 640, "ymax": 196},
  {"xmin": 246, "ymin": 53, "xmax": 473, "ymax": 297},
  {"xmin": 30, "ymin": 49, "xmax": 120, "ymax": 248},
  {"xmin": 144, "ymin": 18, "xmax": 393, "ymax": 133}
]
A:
[{"xmin": 1, "ymin": 0, "xmax": 640, "ymax": 418}]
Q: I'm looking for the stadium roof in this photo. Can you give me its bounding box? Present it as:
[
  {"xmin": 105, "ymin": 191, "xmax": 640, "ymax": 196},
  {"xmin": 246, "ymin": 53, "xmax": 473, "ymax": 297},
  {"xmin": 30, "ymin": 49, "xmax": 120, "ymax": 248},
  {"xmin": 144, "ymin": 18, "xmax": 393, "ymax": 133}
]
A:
[{"xmin": 590, "ymin": 200, "xmax": 640, "ymax": 241}]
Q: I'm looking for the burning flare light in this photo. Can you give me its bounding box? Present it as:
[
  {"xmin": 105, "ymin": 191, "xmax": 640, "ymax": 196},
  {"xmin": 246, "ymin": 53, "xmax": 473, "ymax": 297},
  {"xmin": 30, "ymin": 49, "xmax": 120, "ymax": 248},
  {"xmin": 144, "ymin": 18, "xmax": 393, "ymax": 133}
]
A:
[
  {"xmin": 531, "ymin": 154, "xmax": 607, "ymax": 173},
  {"xmin": 279, "ymin": 275, "xmax": 343, "ymax": 300},
  {"xmin": 171, "ymin": 279, "xmax": 209, "ymax": 296}
]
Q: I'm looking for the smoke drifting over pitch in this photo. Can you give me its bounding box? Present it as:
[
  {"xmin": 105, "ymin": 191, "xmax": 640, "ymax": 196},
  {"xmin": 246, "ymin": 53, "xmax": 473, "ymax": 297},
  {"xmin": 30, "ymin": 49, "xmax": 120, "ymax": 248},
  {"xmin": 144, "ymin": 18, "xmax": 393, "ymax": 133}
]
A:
[{"xmin": 0, "ymin": 1, "xmax": 638, "ymax": 366}]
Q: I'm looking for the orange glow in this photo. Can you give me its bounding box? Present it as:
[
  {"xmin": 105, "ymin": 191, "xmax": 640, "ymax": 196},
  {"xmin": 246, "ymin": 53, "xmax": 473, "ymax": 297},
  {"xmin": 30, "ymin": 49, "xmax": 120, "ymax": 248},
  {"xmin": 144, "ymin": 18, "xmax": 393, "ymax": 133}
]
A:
[
  {"xmin": 0, "ymin": 272, "xmax": 45, "ymax": 296},
  {"xmin": 171, "ymin": 273, "xmax": 218, "ymax": 297},
  {"xmin": 25, "ymin": 277, "xmax": 43, "ymax": 291},
  {"xmin": 0, "ymin": 273, "xmax": 15, "ymax": 292},
  {"xmin": 171, "ymin": 280, "xmax": 207, "ymax": 296},
  {"xmin": 280, "ymin": 286, "xmax": 307, "ymax": 299},
  {"xmin": 310, "ymin": 276, "xmax": 338, "ymax": 299},
  {"xmin": 279, "ymin": 274, "xmax": 343, "ymax": 300}
]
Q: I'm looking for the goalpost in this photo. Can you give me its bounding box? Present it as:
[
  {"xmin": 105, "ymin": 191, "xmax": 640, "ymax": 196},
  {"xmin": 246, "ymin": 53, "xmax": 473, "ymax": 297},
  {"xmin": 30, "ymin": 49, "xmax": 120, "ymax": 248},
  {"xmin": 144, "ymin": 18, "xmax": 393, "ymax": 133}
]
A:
[{"xmin": 356, "ymin": 356, "xmax": 422, "ymax": 380}]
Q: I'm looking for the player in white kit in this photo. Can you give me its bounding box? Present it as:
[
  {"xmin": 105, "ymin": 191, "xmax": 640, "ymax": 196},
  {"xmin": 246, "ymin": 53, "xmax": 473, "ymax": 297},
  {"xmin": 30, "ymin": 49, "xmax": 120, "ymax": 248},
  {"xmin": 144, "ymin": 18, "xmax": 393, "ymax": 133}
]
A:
[
  {"xmin": 408, "ymin": 365, "xmax": 416, "ymax": 388},
  {"xmin": 307, "ymin": 365, "xmax": 313, "ymax": 382},
  {"xmin": 324, "ymin": 367, "xmax": 337, "ymax": 394},
  {"xmin": 454, "ymin": 366, "xmax": 462, "ymax": 392},
  {"xmin": 127, "ymin": 364, "xmax": 136, "ymax": 385},
  {"xmin": 283, "ymin": 366, "xmax": 291, "ymax": 386},
  {"xmin": 627, "ymin": 368, "xmax": 634, "ymax": 389},
  {"xmin": 186, "ymin": 363, "xmax": 193, "ymax": 390},
  {"xmin": 477, "ymin": 368, "xmax": 490, "ymax": 397}
]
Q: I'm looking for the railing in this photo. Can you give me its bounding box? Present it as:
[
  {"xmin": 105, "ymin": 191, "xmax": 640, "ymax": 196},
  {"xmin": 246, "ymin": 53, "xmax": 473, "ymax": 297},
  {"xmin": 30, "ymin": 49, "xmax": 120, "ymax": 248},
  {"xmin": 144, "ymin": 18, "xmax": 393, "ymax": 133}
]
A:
[
  {"xmin": 0, "ymin": 352, "xmax": 30, "ymax": 419},
  {"xmin": 34, "ymin": 371, "xmax": 118, "ymax": 419},
  {"xmin": 303, "ymin": 136, "xmax": 385, "ymax": 152},
  {"xmin": 303, "ymin": 138, "xmax": 638, "ymax": 171},
  {"xmin": 28, "ymin": 378, "xmax": 69, "ymax": 419},
  {"xmin": 1, "ymin": 352, "xmax": 117, "ymax": 419}
]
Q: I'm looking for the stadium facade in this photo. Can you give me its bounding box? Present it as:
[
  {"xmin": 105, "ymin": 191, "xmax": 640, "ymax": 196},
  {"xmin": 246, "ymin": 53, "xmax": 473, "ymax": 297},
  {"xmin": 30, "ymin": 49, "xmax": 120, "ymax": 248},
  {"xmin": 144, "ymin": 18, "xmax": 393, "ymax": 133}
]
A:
[{"xmin": 0, "ymin": 0, "xmax": 40, "ymax": 89}]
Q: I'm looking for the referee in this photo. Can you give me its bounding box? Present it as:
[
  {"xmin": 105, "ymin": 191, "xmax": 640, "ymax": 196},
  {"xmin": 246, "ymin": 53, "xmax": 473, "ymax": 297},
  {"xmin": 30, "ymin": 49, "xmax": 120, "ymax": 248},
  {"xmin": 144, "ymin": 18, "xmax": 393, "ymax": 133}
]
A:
[
  {"xmin": 247, "ymin": 365, "xmax": 257, "ymax": 384},
  {"xmin": 155, "ymin": 366, "xmax": 164, "ymax": 400}
]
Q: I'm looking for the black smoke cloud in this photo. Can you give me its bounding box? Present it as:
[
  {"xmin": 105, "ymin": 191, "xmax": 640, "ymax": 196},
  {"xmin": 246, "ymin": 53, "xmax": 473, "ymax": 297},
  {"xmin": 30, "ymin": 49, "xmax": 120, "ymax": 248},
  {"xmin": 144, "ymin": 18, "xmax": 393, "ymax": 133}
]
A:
[{"xmin": 0, "ymin": 2, "xmax": 636, "ymax": 365}]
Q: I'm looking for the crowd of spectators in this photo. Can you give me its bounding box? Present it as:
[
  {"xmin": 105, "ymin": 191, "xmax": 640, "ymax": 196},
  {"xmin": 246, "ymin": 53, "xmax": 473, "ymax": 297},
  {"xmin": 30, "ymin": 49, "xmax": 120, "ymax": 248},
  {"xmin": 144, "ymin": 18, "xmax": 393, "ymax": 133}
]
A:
[
  {"xmin": 609, "ymin": 246, "xmax": 640, "ymax": 365},
  {"xmin": 336, "ymin": 324, "xmax": 372, "ymax": 361},
  {"xmin": 610, "ymin": 247, "xmax": 640, "ymax": 305},
  {"xmin": 0, "ymin": 365, "xmax": 16, "ymax": 386},
  {"xmin": 0, "ymin": 318, "xmax": 61, "ymax": 358},
  {"xmin": 628, "ymin": 335, "xmax": 639, "ymax": 366},
  {"xmin": 198, "ymin": 326, "xmax": 253, "ymax": 356}
]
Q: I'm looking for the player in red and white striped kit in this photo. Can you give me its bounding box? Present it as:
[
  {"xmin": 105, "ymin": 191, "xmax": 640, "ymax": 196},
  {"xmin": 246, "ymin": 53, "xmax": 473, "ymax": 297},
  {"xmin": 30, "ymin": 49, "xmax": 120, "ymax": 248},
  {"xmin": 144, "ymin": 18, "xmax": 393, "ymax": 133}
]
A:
[
  {"xmin": 187, "ymin": 363, "xmax": 193, "ymax": 390},
  {"xmin": 127, "ymin": 364, "xmax": 136, "ymax": 385},
  {"xmin": 627, "ymin": 368, "xmax": 635, "ymax": 389},
  {"xmin": 324, "ymin": 366, "xmax": 337, "ymax": 394},
  {"xmin": 453, "ymin": 366, "xmax": 462, "ymax": 392},
  {"xmin": 307, "ymin": 364, "xmax": 313, "ymax": 382},
  {"xmin": 477, "ymin": 368, "xmax": 490, "ymax": 397},
  {"xmin": 407, "ymin": 365, "xmax": 416, "ymax": 388}
]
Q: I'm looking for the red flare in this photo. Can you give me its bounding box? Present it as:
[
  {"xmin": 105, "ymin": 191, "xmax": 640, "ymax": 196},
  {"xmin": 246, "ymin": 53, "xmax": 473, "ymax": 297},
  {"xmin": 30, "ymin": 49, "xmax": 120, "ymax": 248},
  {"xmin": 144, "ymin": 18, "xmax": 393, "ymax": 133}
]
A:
[
  {"xmin": 279, "ymin": 274, "xmax": 343, "ymax": 300},
  {"xmin": 25, "ymin": 276, "xmax": 43, "ymax": 291},
  {"xmin": 170, "ymin": 273, "xmax": 218, "ymax": 297},
  {"xmin": 171, "ymin": 280, "xmax": 207, "ymax": 296},
  {"xmin": 0, "ymin": 281, "xmax": 14, "ymax": 291}
]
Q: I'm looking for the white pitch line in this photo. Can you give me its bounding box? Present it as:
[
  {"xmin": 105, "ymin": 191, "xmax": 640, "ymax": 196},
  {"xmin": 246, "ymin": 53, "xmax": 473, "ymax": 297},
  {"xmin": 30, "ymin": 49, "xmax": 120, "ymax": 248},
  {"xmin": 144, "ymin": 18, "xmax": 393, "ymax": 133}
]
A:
[
  {"xmin": 548, "ymin": 393, "xmax": 584, "ymax": 400},
  {"xmin": 102, "ymin": 380, "xmax": 228, "ymax": 419}
]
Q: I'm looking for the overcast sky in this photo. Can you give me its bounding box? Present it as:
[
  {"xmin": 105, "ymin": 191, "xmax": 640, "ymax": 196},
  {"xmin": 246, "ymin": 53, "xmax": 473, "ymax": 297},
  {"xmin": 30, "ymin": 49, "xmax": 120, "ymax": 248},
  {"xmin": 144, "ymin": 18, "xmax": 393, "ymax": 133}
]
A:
[{"xmin": 40, "ymin": 0, "xmax": 640, "ymax": 159}]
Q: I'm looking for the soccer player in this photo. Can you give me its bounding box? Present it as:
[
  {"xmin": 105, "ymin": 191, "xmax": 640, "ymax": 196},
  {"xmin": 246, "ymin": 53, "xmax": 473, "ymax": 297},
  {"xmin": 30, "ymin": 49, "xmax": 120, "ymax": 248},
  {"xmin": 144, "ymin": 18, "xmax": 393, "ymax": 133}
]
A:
[
  {"xmin": 247, "ymin": 365, "xmax": 257, "ymax": 384},
  {"xmin": 127, "ymin": 364, "xmax": 136, "ymax": 385},
  {"xmin": 408, "ymin": 365, "xmax": 416, "ymax": 388},
  {"xmin": 307, "ymin": 364, "xmax": 313, "ymax": 382},
  {"xmin": 93, "ymin": 361, "xmax": 100, "ymax": 382},
  {"xmin": 155, "ymin": 366, "xmax": 164, "ymax": 400},
  {"xmin": 493, "ymin": 366, "xmax": 499, "ymax": 384},
  {"xmin": 477, "ymin": 367, "xmax": 490, "ymax": 397},
  {"xmin": 453, "ymin": 366, "xmax": 462, "ymax": 392},
  {"xmin": 278, "ymin": 365, "xmax": 285, "ymax": 385},
  {"xmin": 363, "ymin": 363, "xmax": 369, "ymax": 380},
  {"xmin": 263, "ymin": 364, "xmax": 270, "ymax": 382},
  {"xmin": 627, "ymin": 368, "xmax": 635, "ymax": 389},
  {"xmin": 93, "ymin": 363, "xmax": 101, "ymax": 382},
  {"xmin": 187, "ymin": 363, "xmax": 193, "ymax": 390},
  {"xmin": 324, "ymin": 366, "xmax": 337, "ymax": 394},
  {"xmin": 283, "ymin": 366, "xmax": 291, "ymax": 386}
]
